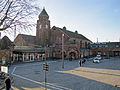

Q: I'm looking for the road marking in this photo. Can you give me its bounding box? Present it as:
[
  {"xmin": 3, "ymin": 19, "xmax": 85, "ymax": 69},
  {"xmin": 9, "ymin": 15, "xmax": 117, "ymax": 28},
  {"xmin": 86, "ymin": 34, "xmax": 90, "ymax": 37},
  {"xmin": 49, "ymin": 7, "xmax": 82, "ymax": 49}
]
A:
[
  {"xmin": 11, "ymin": 67, "xmax": 71, "ymax": 90},
  {"xmin": 11, "ymin": 67, "xmax": 16, "ymax": 74},
  {"xmin": 22, "ymin": 87, "xmax": 50, "ymax": 90},
  {"xmin": 12, "ymin": 73, "xmax": 69, "ymax": 90}
]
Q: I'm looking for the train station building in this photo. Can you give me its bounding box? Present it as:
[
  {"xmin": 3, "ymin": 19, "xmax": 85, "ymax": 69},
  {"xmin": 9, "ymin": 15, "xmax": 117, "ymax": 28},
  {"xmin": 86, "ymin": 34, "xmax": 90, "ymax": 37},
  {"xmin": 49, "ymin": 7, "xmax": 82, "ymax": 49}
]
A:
[{"xmin": 13, "ymin": 8, "xmax": 91, "ymax": 62}]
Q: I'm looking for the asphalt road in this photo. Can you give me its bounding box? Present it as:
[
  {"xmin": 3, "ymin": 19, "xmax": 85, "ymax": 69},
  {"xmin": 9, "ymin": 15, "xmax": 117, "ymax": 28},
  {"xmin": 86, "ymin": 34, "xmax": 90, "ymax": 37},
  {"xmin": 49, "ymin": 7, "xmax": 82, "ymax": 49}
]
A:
[{"xmin": 8, "ymin": 57, "xmax": 120, "ymax": 90}]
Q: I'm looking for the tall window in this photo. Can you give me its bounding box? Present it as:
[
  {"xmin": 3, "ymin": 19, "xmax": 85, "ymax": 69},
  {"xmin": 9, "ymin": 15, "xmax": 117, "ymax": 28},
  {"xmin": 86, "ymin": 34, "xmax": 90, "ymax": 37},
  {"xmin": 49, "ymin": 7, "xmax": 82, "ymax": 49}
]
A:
[
  {"xmin": 85, "ymin": 42, "xmax": 87, "ymax": 48},
  {"xmin": 46, "ymin": 24, "xmax": 48, "ymax": 29},
  {"xmin": 73, "ymin": 40, "xmax": 76, "ymax": 44},
  {"xmin": 39, "ymin": 25, "xmax": 42, "ymax": 29},
  {"xmin": 80, "ymin": 41, "xmax": 82, "ymax": 48}
]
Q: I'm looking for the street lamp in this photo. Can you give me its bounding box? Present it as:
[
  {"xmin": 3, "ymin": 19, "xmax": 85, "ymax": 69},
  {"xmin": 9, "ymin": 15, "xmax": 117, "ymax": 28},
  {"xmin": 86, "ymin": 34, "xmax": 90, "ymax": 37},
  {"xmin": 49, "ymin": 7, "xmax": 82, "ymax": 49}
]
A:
[{"xmin": 62, "ymin": 34, "xmax": 64, "ymax": 68}]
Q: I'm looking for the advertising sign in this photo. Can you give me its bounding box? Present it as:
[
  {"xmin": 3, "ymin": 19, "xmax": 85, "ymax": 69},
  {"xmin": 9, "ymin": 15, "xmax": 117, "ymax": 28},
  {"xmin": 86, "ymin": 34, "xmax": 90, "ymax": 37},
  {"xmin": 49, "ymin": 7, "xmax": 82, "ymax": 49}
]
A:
[{"xmin": 1, "ymin": 66, "xmax": 8, "ymax": 73}]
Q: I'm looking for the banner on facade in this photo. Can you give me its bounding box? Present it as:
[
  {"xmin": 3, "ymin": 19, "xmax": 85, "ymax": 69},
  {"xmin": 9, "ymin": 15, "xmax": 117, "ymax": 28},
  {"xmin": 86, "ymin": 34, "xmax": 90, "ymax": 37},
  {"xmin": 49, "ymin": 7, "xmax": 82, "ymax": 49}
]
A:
[{"xmin": 1, "ymin": 66, "xmax": 8, "ymax": 73}]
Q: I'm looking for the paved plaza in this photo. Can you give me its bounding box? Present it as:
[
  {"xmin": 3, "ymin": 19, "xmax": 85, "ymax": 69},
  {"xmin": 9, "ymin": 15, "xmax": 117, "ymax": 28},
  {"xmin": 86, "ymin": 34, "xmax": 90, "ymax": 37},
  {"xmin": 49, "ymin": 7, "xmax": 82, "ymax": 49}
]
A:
[{"xmin": 7, "ymin": 57, "xmax": 120, "ymax": 90}]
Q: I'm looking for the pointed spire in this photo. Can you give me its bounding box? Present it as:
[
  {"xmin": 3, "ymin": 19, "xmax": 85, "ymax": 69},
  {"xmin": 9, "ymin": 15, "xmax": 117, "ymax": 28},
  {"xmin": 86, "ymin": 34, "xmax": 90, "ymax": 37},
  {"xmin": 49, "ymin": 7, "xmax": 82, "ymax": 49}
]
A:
[{"xmin": 40, "ymin": 7, "xmax": 48, "ymax": 16}]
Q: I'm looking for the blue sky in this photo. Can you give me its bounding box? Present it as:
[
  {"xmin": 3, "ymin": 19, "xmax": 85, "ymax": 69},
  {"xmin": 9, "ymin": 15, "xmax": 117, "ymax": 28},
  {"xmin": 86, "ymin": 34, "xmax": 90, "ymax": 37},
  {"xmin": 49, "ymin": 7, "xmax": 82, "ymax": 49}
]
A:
[
  {"xmin": 2, "ymin": 0, "xmax": 120, "ymax": 42},
  {"xmin": 38, "ymin": 0, "xmax": 120, "ymax": 42}
]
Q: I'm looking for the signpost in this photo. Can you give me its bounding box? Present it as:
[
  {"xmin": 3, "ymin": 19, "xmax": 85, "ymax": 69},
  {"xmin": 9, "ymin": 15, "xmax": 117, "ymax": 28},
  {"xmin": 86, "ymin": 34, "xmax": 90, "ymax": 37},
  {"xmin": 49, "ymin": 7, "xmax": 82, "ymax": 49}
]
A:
[{"xmin": 43, "ymin": 63, "xmax": 49, "ymax": 90}]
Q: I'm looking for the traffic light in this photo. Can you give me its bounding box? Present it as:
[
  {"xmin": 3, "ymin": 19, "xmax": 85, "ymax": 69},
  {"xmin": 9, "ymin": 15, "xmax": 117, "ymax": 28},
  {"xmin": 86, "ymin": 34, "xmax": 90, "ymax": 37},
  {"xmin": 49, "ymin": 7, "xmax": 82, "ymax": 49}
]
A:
[{"xmin": 43, "ymin": 63, "xmax": 49, "ymax": 71}]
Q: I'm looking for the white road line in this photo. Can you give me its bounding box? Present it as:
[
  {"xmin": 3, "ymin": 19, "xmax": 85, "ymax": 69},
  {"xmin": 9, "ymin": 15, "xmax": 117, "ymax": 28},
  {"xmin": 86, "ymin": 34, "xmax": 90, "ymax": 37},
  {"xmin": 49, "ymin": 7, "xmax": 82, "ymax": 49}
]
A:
[
  {"xmin": 11, "ymin": 67, "xmax": 16, "ymax": 74},
  {"xmin": 11, "ymin": 67, "xmax": 71, "ymax": 90},
  {"xmin": 43, "ymin": 82, "xmax": 71, "ymax": 90},
  {"xmin": 12, "ymin": 73, "xmax": 69, "ymax": 90}
]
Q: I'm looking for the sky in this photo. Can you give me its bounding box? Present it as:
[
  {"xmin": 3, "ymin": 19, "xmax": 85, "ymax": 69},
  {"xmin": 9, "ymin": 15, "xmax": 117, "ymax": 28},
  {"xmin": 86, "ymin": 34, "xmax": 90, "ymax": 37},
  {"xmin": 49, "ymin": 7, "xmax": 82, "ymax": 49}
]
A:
[{"xmin": 1, "ymin": 0, "xmax": 120, "ymax": 42}]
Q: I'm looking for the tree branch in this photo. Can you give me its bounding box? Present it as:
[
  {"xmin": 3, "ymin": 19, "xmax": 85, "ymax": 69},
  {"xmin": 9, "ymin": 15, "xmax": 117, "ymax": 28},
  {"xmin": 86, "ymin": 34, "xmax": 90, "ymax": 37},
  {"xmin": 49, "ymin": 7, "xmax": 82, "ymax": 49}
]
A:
[{"xmin": 0, "ymin": 0, "xmax": 13, "ymax": 27}]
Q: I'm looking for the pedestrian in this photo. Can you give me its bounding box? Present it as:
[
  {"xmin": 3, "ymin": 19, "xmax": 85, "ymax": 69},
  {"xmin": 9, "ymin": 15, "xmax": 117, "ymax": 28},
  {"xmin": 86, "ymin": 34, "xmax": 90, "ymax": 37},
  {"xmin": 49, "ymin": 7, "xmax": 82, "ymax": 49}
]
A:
[
  {"xmin": 79, "ymin": 60, "xmax": 82, "ymax": 67},
  {"xmin": 5, "ymin": 76, "xmax": 11, "ymax": 90},
  {"xmin": 83, "ymin": 58, "xmax": 86, "ymax": 64}
]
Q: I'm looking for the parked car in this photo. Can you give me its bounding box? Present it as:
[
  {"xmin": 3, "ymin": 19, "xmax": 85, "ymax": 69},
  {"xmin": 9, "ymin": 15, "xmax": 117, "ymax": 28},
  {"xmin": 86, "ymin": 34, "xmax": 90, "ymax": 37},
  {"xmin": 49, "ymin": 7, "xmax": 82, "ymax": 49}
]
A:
[
  {"xmin": 93, "ymin": 58, "xmax": 100, "ymax": 63},
  {"xmin": 96, "ymin": 55, "xmax": 102, "ymax": 60},
  {"xmin": 0, "ymin": 72, "xmax": 9, "ymax": 79}
]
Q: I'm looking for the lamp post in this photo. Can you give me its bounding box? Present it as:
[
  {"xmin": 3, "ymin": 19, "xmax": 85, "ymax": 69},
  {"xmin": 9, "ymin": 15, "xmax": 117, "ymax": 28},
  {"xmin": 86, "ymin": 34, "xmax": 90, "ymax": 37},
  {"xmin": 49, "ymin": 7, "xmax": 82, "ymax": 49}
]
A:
[
  {"xmin": 108, "ymin": 42, "xmax": 110, "ymax": 59},
  {"xmin": 62, "ymin": 34, "xmax": 64, "ymax": 68}
]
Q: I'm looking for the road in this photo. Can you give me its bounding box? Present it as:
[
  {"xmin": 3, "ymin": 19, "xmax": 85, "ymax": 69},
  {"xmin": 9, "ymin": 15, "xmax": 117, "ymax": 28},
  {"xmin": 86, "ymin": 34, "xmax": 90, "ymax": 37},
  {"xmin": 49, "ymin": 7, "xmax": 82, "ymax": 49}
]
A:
[{"xmin": 8, "ymin": 57, "xmax": 120, "ymax": 90}]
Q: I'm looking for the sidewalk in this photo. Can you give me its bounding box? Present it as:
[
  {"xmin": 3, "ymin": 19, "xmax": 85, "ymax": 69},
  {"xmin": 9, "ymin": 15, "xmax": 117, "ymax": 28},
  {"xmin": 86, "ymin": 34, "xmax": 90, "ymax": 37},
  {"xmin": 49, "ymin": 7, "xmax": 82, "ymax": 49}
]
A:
[{"xmin": 0, "ymin": 79, "xmax": 5, "ymax": 90}]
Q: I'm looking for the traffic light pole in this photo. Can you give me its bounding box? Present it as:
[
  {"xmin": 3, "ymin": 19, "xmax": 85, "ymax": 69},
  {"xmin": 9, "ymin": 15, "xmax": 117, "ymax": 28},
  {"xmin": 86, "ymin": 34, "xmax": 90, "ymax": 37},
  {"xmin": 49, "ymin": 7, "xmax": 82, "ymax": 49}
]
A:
[
  {"xmin": 44, "ymin": 46, "xmax": 50, "ymax": 90},
  {"xmin": 43, "ymin": 63, "xmax": 48, "ymax": 90},
  {"xmin": 43, "ymin": 46, "xmax": 49, "ymax": 90},
  {"xmin": 44, "ymin": 63, "xmax": 47, "ymax": 90},
  {"xmin": 62, "ymin": 34, "xmax": 64, "ymax": 68},
  {"xmin": 45, "ymin": 47, "xmax": 47, "ymax": 90}
]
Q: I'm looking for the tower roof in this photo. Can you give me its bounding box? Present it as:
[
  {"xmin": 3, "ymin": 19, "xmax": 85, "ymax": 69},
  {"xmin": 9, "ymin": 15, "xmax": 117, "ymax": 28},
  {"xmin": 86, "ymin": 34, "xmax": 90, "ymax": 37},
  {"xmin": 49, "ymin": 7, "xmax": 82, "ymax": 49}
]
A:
[{"xmin": 40, "ymin": 8, "xmax": 48, "ymax": 16}]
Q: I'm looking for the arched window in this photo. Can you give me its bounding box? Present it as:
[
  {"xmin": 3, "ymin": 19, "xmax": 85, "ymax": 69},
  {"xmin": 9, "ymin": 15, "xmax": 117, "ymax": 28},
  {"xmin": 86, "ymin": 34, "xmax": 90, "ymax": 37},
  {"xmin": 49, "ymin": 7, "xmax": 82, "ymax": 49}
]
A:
[
  {"xmin": 80, "ymin": 41, "xmax": 82, "ymax": 48},
  {"xmin": 46, "ymin": 24, "xmax": 48, "ymax": 29}
]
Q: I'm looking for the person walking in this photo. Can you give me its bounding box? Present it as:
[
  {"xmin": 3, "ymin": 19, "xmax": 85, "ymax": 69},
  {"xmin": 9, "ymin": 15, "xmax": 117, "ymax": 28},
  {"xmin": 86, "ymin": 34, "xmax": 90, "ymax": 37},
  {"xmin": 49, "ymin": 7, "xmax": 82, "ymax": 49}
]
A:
[
  {"xmin": 79, "ymin": 60, "xmax": 82, "ymax": 67},
  {"xmin": 5, "ymin": 76, "xmax": 11, "ymax": 90},
  {"xmin": 83, "ymin": 58, "xmax": 86, "ymax": 64}
]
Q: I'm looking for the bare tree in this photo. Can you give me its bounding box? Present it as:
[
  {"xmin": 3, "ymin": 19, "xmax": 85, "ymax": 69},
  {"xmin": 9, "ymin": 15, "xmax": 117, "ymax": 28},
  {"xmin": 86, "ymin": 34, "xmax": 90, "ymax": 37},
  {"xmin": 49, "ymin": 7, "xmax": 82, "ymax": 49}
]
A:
[{"xmin": 0, "ymin": 0, "xmax": 40, "ymax": 33}]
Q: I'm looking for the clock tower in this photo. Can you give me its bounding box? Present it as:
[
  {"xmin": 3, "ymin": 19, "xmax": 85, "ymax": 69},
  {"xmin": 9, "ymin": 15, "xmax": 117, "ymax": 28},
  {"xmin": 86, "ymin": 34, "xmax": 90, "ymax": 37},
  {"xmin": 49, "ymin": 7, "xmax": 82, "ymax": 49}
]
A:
[{"xmin": 36, "ymin": 8, "xmax": 51, "ymax": 46}]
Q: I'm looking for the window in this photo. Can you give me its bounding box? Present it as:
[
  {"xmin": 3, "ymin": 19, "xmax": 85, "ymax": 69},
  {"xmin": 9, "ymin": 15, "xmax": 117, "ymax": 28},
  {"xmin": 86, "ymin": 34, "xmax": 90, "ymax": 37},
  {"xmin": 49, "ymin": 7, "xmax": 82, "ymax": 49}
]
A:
[
  {"xmin": 73, "ymin": 40, "xmax": 76, "ymax": 44},
  {"xmin": 116, "ymin": 45, "xmax": 119, "ymax": 47},
  {"xmin": 39, "ymin": 25, "xmax": 42, "ymax": 29},
  {"xmin": 46, "ymin": 24, "xmax": 48, "ymax": 29},
  {"xmin": 85, "ymin": 42, "xmax": 87, "ymax": 48},
  {"xmin": 80, "ymin": 41, "xmax": 82, "ymax": 48},
  {"xmin": 99, "ymin": 45, "xmax": 102, "ymax": 47},
  {"xmin": 105, "ymin": 45, "xmax": 108, "ymax": 47}
]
